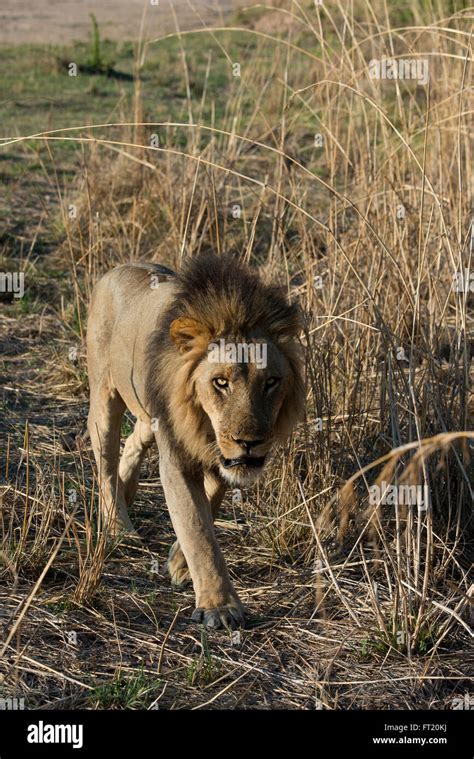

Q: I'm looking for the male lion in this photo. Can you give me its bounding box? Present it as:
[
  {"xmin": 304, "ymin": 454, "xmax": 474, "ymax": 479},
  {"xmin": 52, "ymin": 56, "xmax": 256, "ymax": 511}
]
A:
[{"xmin": 87, "ymin": 253, "xmax": 304, "ymax": 629}]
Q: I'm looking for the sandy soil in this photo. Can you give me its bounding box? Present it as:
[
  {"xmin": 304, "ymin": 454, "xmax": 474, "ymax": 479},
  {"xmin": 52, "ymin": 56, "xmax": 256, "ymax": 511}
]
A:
[{"xmin": 0, "ymin": 0, "xmax": 246, "ymax": 46}]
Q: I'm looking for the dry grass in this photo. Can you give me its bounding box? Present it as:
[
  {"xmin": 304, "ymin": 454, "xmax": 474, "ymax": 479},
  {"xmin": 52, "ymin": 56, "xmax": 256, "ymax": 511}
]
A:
[{"xmin": 0, "ymin": 0, "xmax": 473, "ymax": 709}]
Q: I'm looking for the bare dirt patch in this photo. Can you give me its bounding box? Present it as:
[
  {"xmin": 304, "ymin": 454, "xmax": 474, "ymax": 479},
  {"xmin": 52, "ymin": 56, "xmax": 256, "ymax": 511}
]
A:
[{"xmin": 0, "ymin": 0, "xmax": 246, "ymax": 46}]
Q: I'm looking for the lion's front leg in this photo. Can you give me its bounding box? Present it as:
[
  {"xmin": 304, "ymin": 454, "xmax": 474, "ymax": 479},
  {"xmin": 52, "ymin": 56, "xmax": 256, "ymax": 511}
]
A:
[
  {"xmin": 159, "ymin": 448, "xmax": 244, "ymax": 630},
  {"xmin": 167, "ymin": 470, "xmax": 226, "ymax": 588}
]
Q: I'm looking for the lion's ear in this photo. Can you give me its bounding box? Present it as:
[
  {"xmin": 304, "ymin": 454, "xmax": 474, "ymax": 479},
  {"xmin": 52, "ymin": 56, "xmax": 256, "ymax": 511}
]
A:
[
  {"xmin": 170, "ymin": 317, "xmax": 210, "ymax": 354},
  {"xmin": 271, "ymin": 303, "xmax": 302, "ymax": 342}
]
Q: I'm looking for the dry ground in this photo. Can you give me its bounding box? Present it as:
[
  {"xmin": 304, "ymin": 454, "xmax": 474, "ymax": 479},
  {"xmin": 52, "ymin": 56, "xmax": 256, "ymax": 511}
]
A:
[
  {"xmin": 0, "ymin": 0, "xmax": 246, "ymax": 46},
  {"xmin": 0, "ymin": 309, "xmax": 470, "ymax": 709}
]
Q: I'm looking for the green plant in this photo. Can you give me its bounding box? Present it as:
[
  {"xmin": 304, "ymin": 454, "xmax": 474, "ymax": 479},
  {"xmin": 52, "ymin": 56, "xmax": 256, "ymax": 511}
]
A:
[
  {"xmin": 186, "ymin": 630, "xmax": 221, "ymax": 686},
  {"xmin": 87, "ymin": 14, "xmax": 105, "ymax": 73},
  {"xmin": 89, "ymin": 667, "xmax": 160, "ymax": 709}
]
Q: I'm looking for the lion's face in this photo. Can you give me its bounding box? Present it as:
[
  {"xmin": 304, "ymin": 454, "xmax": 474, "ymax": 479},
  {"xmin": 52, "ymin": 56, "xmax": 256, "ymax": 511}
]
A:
[
  {"xmin": 168, "ymin": 300, "xmax": 305, "ymax": 480},
  {"xmin": 193, "ymin": 338, "xmax": 290, "ymax": 485}
]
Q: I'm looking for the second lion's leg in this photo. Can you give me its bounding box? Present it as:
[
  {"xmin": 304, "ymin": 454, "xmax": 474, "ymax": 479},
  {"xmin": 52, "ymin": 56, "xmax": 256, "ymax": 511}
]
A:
[{"xmin": 167, "ymin": 470, "xmax": 226, "ymax": 587}]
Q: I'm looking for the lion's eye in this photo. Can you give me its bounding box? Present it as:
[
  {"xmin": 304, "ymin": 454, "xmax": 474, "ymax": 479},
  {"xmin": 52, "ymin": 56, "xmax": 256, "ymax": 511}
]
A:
[
  {"xmin": 213, "ymin": 377, "xmax": 229, "ymax": 390},
  {"xmin": 265, "ymin": 377, "xmax": 280, "ymax": 389}
]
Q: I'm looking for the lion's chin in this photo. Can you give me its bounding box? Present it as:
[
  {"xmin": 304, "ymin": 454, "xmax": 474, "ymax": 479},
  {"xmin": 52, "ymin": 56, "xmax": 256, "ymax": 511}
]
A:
[
  {"xmin": 218, "ymin": 455, "xmax": 267, "ymax": 486},
  {"xmin": 219, "ymin": 466, "xmax": 264, "ymax": 486}
]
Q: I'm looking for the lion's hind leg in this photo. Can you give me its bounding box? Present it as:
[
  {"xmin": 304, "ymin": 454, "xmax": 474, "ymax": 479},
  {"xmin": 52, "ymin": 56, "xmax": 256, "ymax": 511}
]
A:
[
  {"xmin": 167, "ymin": 539, "xmax": 192, "ymax": 588},
  {"xmin": 119, "ymin": 418, "xmax": 155, "ymax": 508},
  {"xmin": 88, "ymin": 383, "xmax": 134, "ymax": 536}
]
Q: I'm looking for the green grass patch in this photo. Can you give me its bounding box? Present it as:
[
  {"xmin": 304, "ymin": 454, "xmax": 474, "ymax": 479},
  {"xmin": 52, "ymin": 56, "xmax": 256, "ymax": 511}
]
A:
[{"xmin": 89, "ymin": 667, "xmax": 161, "ymax": 709}]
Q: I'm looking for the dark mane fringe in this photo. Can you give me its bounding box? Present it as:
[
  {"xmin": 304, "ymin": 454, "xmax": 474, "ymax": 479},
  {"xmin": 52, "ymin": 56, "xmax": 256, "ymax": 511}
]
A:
[{"xmin": 166, "ymin": 253, "xmax": 300, "ymax": 339}]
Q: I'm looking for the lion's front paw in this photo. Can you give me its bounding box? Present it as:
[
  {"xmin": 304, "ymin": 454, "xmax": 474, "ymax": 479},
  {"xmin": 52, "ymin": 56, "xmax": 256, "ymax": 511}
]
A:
[{"xmin": 191, "ymin": 603, "xmax": 245, "ymax": 631}]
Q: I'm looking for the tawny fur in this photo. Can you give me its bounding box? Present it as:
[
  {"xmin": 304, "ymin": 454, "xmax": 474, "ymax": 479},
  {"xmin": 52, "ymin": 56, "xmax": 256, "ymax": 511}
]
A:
[{"xmin": 87, "ymin": 253, "xmax": 305, "ymax": 630}]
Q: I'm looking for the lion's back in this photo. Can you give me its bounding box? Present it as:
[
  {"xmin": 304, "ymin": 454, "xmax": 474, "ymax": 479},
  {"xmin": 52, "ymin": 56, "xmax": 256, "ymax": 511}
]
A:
[{"xmin": 87, "ymin": 263, "xmax": 176, "ymax": 401}]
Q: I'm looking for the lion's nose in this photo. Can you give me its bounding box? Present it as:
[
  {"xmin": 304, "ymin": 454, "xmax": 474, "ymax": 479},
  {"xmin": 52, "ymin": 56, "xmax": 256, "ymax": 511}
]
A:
[{"xmin": 232, "ymin": 437, "xmax": 265, "ymax": 453}]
